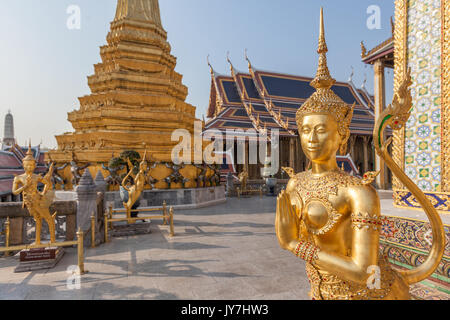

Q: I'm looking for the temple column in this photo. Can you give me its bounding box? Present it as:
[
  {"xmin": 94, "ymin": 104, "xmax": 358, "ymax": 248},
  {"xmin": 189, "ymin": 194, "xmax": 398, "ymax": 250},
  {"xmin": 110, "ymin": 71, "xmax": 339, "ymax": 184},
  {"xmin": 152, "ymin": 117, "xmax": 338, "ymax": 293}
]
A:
[
  {"xmin": 245, "ymin": 140, "xmax": 249, "ymax": 174},
  {"xmin": 289, "ymin": 138, "xmax": 295, "ymax": 169},
  {"xmin": 374, "ymin": 59, "xmax": 387, "ymax": 189},
  {"xmin": 349, "ymin": 135, "xmax": 357, "ymax": 159},
  {"xmin": 362, "ymin": 136, "xmax": 370, "ymax": 174}
]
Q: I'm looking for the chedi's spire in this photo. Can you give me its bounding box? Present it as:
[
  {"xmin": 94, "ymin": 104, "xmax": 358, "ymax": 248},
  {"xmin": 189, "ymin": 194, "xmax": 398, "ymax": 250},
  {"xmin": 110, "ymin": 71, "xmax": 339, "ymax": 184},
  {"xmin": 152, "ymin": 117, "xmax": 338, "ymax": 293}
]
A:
[
  {"xmin": 2, "ymin": 110, "xmax": 15, "ymax": 147},
  {"xmin": 114, "ymin": 0, "xmax": 162, "ymax": 26},
  {"xmin": 310, "ymin": 7, "xmax": 336, "ymax": 90}
]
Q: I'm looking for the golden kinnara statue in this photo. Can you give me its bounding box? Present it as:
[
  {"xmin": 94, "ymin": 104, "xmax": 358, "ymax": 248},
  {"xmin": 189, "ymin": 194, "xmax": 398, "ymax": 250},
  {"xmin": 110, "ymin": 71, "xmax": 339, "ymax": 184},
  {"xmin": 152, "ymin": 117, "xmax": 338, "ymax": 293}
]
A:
[
  {"xmin": 121, "ymin": 151, "xmax": 148, "ymax": 223},
  {"xmin": 238, "ymin": 169, "xmax": 249, "ymax": 192},
  {"xmin": 275, "ymin": 8, "xmax": 445, "ymax": 300},
  {"xmin": 12, "ymin": 144, "xmax": 57, "ymax": 245}
]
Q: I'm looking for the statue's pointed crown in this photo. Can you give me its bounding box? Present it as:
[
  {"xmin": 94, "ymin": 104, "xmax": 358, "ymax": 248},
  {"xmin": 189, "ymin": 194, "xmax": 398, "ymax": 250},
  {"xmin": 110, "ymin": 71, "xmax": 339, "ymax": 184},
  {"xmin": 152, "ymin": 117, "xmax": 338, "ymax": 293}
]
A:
[
  {"xmin": 23, "ymin": 140, "xmax": 36, "ymax": 162},
  {"xmin": 296, "ymin": 8, "xmax": 354, "ymax": 136}
]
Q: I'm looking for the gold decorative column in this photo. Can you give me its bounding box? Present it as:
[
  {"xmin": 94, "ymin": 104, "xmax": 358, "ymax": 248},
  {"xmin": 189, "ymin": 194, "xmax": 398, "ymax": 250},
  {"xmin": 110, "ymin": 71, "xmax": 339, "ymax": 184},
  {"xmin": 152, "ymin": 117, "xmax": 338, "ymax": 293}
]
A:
[
  {"xmin": 442, "ymin": 0, "xmax": 450, "ymax": 192},
  {"xmin": 374, "ymin": 59, "xmax": 387, "ymax": 189},
  {"xmin": 392, "ymin": 0, "xmax": 408, "ymax": 191}
]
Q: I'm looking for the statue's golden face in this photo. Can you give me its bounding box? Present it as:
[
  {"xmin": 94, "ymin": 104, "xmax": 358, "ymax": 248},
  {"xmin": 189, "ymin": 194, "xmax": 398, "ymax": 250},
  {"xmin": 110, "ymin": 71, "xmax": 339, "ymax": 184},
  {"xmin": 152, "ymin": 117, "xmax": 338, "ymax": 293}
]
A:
[
  {"xmin": 23, "ymin": 160, "xmax": 36, "ymax": 174},
  {"xmin": 299, "ymin": 114, "xmax": 341, "ymax": 162}
]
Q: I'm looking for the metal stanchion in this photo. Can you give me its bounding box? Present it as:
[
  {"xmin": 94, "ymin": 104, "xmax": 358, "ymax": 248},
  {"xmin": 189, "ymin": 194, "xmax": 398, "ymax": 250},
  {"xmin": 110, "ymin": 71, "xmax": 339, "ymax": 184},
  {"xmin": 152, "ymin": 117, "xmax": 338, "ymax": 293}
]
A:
[
  {"xmin": 104, "ymin": 212, "xmax": 109, "ymax": 243},
  {"xmin": 4, "ymin": 217, "xmax": 10, "ymax": 257},
  {"xmin": 90, "ymin": 214, "xmax": 96, "ymax": 248},
  {"xmin": 163, "ymin": 201, "xmax": 167, "ymax": 225},
  {"xmin": 169, "ymin": 207, "xmax": 175, "ymax": 237},
  {"xmin": 77, "ymin": 227, "xmax": 86, "ymax": 274}
]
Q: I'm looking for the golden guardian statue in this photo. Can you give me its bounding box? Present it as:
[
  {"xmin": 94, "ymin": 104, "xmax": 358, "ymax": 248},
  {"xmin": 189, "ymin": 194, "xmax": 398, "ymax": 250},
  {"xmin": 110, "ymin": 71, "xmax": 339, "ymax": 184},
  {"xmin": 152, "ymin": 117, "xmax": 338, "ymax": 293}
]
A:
[
  {"xmin": 275, "ymin": 8, "xmax": 445, "ymax": 300},
  {"xmin": 121, "ymin": 151, "xmax": 148, "ymax": 223},
  {"xmin": 12, "ymin": 144, "xmax": 57, "ymax": 245}
]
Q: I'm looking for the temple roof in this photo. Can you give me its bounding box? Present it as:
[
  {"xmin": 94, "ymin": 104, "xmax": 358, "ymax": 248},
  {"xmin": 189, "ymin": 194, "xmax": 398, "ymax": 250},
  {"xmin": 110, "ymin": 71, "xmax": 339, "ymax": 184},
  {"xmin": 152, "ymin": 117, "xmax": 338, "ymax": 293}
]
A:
[
  {"xmin": 361, "ymin": 37, "xmax": 394, "ymax": 68},
  {"xmin": 206, "ymin": 59, "xmax": 376, "ymax": 137}
]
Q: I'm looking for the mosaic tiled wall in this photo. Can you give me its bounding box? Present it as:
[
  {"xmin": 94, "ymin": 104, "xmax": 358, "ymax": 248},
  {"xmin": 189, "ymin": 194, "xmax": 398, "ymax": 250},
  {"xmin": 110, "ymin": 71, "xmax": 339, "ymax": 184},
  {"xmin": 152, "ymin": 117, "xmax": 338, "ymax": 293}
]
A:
[
  {"xmin": 380, "ymin": 215, "xmax": 450, "ymax": 280},
  {"xmin": 404, "ymin": 0, "xmax": 442, "ymax": 192}
]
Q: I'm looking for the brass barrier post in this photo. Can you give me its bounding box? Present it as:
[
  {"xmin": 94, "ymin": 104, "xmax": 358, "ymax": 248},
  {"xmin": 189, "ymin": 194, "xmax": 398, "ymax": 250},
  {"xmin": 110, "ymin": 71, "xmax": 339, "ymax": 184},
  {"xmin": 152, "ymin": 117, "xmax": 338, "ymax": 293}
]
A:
[
  {"xmin": 169, "ymin": 207, "xmax": 175, "ymax": 237},
  {"xmin": 104, "ymin": 212, "xmax": 109, "ymax": 243},
  {"xmin": 163, "ymin": 201, "xmax": 167, "ymax": 225},
  {"xmin": 90, "ymin": 214, "xmax": 95, "ymax": 248},
  {"xmin": 4, "ymin": 217, "xmax": 10, "ymax": 257},
  {"xmin": 77, "ymin": 228, "xmax": 86, "ymax": 274}
]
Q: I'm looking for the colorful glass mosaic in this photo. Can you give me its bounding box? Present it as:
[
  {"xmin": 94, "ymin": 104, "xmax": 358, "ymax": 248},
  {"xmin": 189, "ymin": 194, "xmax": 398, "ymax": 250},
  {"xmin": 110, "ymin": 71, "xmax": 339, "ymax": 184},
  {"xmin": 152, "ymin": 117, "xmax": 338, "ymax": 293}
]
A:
[
  {"xmin": 405, "ymin": 0, "xmax": 442, "ymax": 192},
  {"xmin": 393, "ymin": 190, "xmax": 450, "ymax": 211},
  {"xmin": 380, "ymin": 215, "xmax": 449, "ymax": 283}
]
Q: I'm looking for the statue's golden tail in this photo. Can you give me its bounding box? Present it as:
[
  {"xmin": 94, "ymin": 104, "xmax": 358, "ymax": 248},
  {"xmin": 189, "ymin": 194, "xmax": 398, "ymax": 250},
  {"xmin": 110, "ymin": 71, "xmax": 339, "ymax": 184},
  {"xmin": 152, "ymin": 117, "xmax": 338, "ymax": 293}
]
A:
[{"xmin": 373, "ymin": 69, "xmax": 445, "ymax": 285}]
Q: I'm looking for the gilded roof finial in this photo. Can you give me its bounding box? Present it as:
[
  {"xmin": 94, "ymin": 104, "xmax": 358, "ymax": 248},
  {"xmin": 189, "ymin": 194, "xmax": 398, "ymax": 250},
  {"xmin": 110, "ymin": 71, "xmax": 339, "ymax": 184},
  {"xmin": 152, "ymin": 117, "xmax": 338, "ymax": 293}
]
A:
[
  {"xmin": 244, "ymin": 48, "xmax": 252, "ymax": 71},
  {"xmin": 360, "ymin": 41, "xmax": 367, "ymax": 57},
  {"xmin": 348, "ymin": 66, "xmax": 354, "ymax": 82},
  {"xmin": 207, "ymin": 54, "xmax": 214, "ymax": 76},
  {"xmin": 362, "ymin": 73, "xmax": 367, "ymax": 89},
  {"xmin": 226, "ymin": 51, "xmax": 234, "ymax": 75},
  {"xmin": 390, "ymin": 16, "xmax": 395, "ymax": 35},
  {"xmin": 310, "ymin": 7, "xmax": 336, "ymax": 90}
]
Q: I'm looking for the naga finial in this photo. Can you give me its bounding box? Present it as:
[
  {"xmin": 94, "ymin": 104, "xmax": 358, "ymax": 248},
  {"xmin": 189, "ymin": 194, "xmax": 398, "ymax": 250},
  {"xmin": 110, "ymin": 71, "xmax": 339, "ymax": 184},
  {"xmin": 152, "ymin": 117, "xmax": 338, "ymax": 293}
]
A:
[
  {"xmin": 207, "ymin": 54, "xmax": 214, "ymax": 75},
  {"xmin": 361, "ymin": 41, "xmax": 367, "ymax": 57}
]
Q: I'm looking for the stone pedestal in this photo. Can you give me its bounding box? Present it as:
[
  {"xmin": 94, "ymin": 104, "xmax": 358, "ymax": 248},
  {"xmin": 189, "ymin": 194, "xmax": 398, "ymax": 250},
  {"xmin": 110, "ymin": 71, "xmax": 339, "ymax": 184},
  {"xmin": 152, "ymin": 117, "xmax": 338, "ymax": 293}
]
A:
[
  {"xmin": 105, "ymin": 186, "xmax": 226, "ymax": 210},
  {"xmin": 110, "ymin": 222, "xmax": 152, "ymax": 238},
  {"xmin": 226, "ymin": 172, "xmax": 235, "ymax": 197},
  {"xmin": 14, "ymin": 247, "xmax": 65, "ymax": 273},
  {"xmin": 76, "ymin": 170, "xmax": 97, "ymax": 247}
]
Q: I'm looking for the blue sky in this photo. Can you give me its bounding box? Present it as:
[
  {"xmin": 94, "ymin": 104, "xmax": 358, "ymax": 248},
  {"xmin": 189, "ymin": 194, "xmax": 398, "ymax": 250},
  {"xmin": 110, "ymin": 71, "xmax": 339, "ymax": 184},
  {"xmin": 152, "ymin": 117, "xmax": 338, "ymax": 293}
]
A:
[{"xmin": 0, "ymin": 0, "xmax": 394, "ymax": 148}]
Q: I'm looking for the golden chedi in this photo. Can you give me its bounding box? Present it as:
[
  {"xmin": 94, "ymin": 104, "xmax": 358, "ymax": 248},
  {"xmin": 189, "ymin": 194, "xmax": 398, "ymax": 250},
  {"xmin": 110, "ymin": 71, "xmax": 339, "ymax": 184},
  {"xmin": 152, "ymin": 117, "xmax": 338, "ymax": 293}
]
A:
[
  {"xmin": 275, "ymin": 8, "xmax": 445, "ymax": 300},
  {"xmin": 48, "ymin": 0, "xmax": 203, "ymax": 189}
]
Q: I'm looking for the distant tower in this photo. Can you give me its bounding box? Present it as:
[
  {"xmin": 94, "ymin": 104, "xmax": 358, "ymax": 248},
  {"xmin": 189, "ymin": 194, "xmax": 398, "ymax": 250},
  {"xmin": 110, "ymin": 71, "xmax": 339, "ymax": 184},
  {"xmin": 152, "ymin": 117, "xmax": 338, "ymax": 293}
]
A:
[{"xmin": 2, "ymin": 110, "xmax": 15, "ymax": 147}]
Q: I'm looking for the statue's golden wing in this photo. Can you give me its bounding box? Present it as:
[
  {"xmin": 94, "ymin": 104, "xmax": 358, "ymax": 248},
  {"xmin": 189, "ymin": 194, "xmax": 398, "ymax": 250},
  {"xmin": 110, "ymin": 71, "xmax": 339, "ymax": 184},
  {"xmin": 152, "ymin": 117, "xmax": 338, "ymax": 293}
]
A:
[{"xmin": 39, "ymin": 190, "xmax": 55, "ymax": 209}]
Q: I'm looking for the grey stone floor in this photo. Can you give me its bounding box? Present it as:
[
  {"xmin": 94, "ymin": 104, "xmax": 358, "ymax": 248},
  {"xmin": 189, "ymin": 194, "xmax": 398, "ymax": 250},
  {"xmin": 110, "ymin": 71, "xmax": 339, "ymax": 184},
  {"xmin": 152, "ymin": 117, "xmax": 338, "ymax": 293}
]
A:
[
  {"xmin": 381, "ymin": 198, "xmax": 450, "ymax": 225},
  {"xmin": 0, "ymin": 197, "xmax": 310, "ymax": 300}
]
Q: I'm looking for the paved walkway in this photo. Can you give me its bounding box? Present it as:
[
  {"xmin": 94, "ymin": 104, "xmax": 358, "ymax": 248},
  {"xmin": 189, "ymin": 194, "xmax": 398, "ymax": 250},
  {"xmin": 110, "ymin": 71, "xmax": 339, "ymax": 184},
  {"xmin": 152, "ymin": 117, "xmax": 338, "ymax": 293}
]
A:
[
  {"xmin": 0, "ymin": 197, "xmax": 310, "ymax": 300},
  {"xmin": 0, "ymin": 196, "xmax": 447, "ymax": 300}
]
